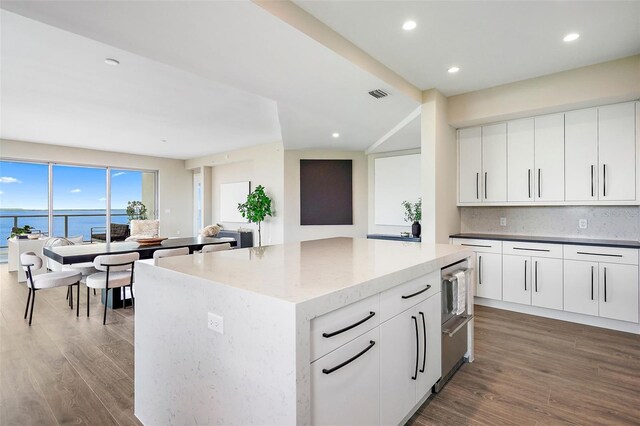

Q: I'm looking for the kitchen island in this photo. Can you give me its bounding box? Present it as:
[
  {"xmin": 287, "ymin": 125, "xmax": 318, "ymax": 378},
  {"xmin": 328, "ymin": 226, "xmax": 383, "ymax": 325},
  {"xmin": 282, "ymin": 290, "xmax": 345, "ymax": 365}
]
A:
[{"xmin": 134, "ymin": 237, "xmax": 473, "ymax": 425}]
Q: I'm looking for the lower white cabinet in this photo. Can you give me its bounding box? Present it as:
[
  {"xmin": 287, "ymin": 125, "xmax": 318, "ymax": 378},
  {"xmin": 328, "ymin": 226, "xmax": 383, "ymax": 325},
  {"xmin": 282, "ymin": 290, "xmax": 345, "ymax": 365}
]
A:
[
  {"xmin": 563, "ymin": 260, "xmax": 599, "ymax": 316},
  {"xmin": 598, "ymin": 263, "xmax": 639, "ymax": 323},
  {"xmin": 476, "ymin": 252, "xmax": 502, "ymax": 300},
  {"xmin": 503, "ymin": 255, "xmax": 563, "ymax": 310},
  {"xmin": 380, "ymin": 294, "xmax": 441, "ymax": 426},
  {"xmin": 311, "ymin": 328, "xmax": 380, "ymax": 426}
]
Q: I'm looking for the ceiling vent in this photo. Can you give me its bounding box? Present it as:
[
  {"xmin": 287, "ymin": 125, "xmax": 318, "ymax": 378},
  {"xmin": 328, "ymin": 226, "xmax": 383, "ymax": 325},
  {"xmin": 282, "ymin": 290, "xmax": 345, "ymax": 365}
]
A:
[{"xmin": 368, "ymin": 89, "xmax": 389, "ymax": 99}]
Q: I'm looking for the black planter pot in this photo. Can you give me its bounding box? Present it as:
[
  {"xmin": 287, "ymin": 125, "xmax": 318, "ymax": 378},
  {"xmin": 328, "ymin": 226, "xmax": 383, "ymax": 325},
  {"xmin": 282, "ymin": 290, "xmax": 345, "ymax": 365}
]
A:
[{"xmin": 411, "ymin": 221, "xmax": 421, "ymax": 238}]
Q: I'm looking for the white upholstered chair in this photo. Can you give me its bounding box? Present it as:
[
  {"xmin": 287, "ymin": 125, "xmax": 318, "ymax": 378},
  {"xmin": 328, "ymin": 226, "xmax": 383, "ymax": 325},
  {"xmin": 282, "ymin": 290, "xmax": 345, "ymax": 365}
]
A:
[
  {"xmin": 20, "ymin": 252, "xmax": 82, "ymax": 325},
  {"xmin": 152, "ymin": 247, "xmax": 189, "ymax": 266},
  {"xmin": 201, "ymin": 243, "xmax": 232, "ymax": 253},
  {"xmin": 43, "ymin": 237, "xmax": 98, "ymax": 300},
  {"xmin": 86, "ymin": 252, "xmax": 139, "ymax": 324},
  {"xmin": 125, "ymin": 220, "xmax": 160, "ymax": 241}
]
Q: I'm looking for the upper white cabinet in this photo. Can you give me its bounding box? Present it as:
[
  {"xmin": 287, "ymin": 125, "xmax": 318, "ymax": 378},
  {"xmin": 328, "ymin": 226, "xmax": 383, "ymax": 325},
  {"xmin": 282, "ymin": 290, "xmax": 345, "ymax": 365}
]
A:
[
  {"xmin": 598, "ymin": 102, "xmax": 636, "ymax": 201},
  {"xmin": 458, "ymin": 101, "xmax": 638, "ymax": 206}
]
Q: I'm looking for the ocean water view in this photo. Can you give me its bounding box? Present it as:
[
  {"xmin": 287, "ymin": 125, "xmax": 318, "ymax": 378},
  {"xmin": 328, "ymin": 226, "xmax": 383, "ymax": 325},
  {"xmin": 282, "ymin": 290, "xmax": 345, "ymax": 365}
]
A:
[{"xmin": 0, "ymin": 209, "xmax": 128, "ymax": 246}]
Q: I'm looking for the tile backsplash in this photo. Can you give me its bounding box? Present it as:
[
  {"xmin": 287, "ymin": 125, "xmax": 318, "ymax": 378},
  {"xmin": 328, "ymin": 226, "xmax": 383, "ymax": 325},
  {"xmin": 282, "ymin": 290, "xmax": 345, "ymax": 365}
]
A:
[{"xmin": 460, "ymin": 206, "xmax": 640, "ymax": 241}]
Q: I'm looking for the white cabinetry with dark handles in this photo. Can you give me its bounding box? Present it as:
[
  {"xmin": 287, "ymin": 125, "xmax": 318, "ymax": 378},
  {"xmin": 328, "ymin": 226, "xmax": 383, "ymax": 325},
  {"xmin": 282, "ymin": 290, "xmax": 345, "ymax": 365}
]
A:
[
  {"xmin": 310, "ymin": 271, "xmax": 442, "ymax": 426},
  {"xmin": 450, "ymin": 238, "xmax": 502, "ymax": 300}
]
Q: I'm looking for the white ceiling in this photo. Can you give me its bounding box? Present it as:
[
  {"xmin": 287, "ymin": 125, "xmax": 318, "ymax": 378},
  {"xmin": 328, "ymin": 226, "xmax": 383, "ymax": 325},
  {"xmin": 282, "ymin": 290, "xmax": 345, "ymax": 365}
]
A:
[
  {"xmin": 0, "ymin": 1, "xmax": 419, "ymax": 158},
  {"xmin": 296, "ymin": 0, "xmax": 640, "ymax": 96}
]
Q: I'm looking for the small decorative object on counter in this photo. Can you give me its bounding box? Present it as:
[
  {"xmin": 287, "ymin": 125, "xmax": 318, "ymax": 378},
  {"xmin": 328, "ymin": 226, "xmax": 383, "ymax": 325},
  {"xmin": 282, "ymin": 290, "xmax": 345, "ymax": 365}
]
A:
[
  {"xmin": 401, "ymin": 198, "xmax": 422, "ymax": 238},
  {"xmin": 400, "ymin": 232, "xmax": 410, "ymax": 237}
]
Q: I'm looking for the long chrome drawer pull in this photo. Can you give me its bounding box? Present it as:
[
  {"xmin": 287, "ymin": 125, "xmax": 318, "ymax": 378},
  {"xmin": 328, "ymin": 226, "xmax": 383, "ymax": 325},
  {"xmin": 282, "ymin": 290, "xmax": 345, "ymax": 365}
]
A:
[
  {"xmin": 576, "ymin": 252, "xmax": 623, "ymax": 258},
  {"xmin": 322, "ymin": 311, "xmax": 376, "ymax": 338},
  {"xmin": 442, "ymin": 315, "xmax": 474, "ymax": 337},
  {"xmin": 460, "ymin": 243, "xmax": 491, "ymax": 248},
  {"xmin": 321, "ymin": 340, "xmax": 376, "ymax": 374},
  {"xmin": 401, "ymin": 285, "xmax": 432, "ymax": 299},
  {"xmin": 513, "ymin": 247, "xmax": 550, "ymax": 252}
]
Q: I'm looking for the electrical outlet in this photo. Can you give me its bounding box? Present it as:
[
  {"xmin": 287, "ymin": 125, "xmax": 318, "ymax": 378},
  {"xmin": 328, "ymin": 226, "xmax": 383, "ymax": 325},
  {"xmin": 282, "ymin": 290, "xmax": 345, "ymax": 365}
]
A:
[
  {"xmin": 500, "ymin": 217, "xmax": 507, "ymax": 227},
  {"xmin": 208, "ymin": 312, "xmax": 224, "ymax": 334},
  {"xmin": 578, "ymin": 219, "xmax": 588, "ymax": 230}
]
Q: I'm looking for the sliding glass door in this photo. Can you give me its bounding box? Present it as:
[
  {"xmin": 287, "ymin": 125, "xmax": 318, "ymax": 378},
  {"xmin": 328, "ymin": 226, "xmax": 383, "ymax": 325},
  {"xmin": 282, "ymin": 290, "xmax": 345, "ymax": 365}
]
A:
[{"xmin": 110, "ymin": 169, "xmax": 157, "ymax": 241}]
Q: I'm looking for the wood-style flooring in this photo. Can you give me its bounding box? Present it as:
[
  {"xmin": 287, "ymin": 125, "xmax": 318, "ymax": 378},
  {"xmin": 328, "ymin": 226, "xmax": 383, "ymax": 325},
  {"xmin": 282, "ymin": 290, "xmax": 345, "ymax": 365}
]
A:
[{"xmin": 1, "ymin": 263, "xmax": 639, "ymax": 425}]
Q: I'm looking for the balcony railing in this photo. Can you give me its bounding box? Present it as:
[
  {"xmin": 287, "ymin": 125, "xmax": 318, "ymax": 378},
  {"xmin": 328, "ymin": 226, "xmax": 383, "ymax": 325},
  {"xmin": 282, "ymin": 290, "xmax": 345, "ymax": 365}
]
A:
[{"xmin": 0, "ymin": 213, "xmax": 128, "ymax": 248}]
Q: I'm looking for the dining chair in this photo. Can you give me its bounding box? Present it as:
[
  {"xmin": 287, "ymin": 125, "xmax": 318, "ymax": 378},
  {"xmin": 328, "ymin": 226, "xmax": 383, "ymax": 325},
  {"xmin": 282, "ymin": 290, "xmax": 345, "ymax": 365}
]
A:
[
  {"xmin": 201, "ymin": 243, "xmax": 232, "ymax": 253},
  {"xmin": 152, "ymin": 247, "xmax": 189, "ymax": 265},
  {"xmin": 86, "ymin": 252, "xmax": 139, "ymax": 325},
  {"xmin": 20, "ymin": 252, "xmax": 82, "ymax": 326},
  {"xmin": 44, "ymin": 237, "xmax": 98, "ymax": 301}
]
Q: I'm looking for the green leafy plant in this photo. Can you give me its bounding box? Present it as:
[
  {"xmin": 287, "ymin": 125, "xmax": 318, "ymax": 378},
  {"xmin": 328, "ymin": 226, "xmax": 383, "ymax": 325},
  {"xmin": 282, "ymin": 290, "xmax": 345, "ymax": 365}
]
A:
[
  {"xmin": 10, "ymin": 225, "xmax": 33, "ymax": 239},
  {"xmin": 126, "ymin": 201, "xmax": 148, "ymax": 222},
  {"xmin": 237, "ymin": 185, "xmax": 273, "ymax": 247},
  {"xmin": 401, "ymin": 198, "xmax": 422, "ymax": 223}
]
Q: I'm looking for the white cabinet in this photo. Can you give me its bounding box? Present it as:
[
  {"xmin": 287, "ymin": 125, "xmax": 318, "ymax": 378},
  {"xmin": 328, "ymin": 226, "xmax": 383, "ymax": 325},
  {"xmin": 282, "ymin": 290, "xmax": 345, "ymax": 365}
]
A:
[
  {"xmin": 599, "ymin": 102, "xmax": 636, "ymax": 201},
  {"xmin": 458, "ymin": 127, "xmax": 482, "ymax": 203},
  {"xmin": 507, "ymin": 119, "xmax": 535, "ymax": 202},
  {"xmin": 482, "ymin": 123, "xmax": 507, "ymax": 202},
  {"xmin": 565, "ymin": 108, "xmax": 598, "ymax": 201},
  {"xmin": 530, "ymin": 257, "xmax": 563, "ymax": 310},
  {"xmin": 311, "ymin": 328, "xmax": 380, "ymax": 426},
  {"xmin": 563, "ymin": 260, "xmax": 599, "ymax": 316},
  {"xmin": 599, "ymin": 263, "xmax": 639, "ymax": 323},
  {"xmin": 534, "ymin": 113, "xmax": 565, "ymax": 202},
  {"xmin": 502, "ymin": 255, "xmax": 530, "ymax": 305},
  {"xmin": 476, "ymin": 252, "xmax": 502, "ymax": 300},
  {"xmin": 380, "ymin": 294, "xmax": 440, "ymax": 426}
]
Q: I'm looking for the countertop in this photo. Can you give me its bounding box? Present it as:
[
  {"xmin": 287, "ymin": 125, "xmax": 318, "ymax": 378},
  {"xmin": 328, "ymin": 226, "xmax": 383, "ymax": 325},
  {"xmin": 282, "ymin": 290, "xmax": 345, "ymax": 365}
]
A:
[
  {"xmin": 154, "ymin": 237, "xmax": 471, "ymax": 305},
  {"xmin": 450, "ymin": 233, "xmax": 640, "ymax": 249}
]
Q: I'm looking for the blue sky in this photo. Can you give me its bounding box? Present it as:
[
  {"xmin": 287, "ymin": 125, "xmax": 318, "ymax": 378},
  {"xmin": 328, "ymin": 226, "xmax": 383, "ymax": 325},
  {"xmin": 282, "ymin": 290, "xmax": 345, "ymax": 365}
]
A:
[{"xmin": 0, "ymin": 161, "xmax": 143, "ymax": 210}]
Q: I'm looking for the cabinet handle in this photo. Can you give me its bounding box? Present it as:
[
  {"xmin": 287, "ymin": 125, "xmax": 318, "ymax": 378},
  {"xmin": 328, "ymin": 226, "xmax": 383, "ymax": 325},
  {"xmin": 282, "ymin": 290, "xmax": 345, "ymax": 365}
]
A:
[
  {"xmin": 461, "ymin": 243, "xmax": 491, "ymax": 248},
  {"xmin": 322, "ymin": 311, "xmax": 376, "ymax": 338},
  {"xmin": 590, "ymin": 165, "xmax": 595, "ymax": 197},
  {"xmin": 576, "ymin": 251, "xmax": 623, "ymax": 258},
  {"xmin": 528, "ymin": 169, "xmax": 532, "ymax": 198},
  {"xmin": 603, "ymin": 267, "xmax": 607, "ymax": 302},
  {"xmin": 476, "ymin": 173, "xmax": 479, "ymax": 200},
  {"xmin": 411, "ymin": 316, "xmax": 418, "ymax": 380},
  {"xmin": 321, "ymin": 340, "xmax": 376, "ymax": 375},
  {"xmin": 513, "ymin": 247, "xmax": 550, "ymax": 252},
  {"xmin": 524, "ymin": 260, "xmax": 527, "ymax": 291},
  {"xmin": 537, "ymin": 169, "xmax": 541, "ymax": 198},
  {"xmin": 484, "ymin": 172, "xmax": 488, "ymax": 199},
  {"xmin": 534, "ymin": 261, "xmax": 538, "ymax": 293},
  {"xmin": 401, "ymin": 285, "xmax": 431, "ymax": 299},
  {"xmin": 419, "ymin": 312, "xmax": 427, "ymax": 374},
  {"xmin": 591, "ymin": 266, "xmax": 594, "ymax": 301},
  {"xmin": 478, "ymin": 256, "xmax": 483, "ymax": 285},
  {"xmin": 603, "ymin": 164, "xmax": 607, "ymax": 197}
]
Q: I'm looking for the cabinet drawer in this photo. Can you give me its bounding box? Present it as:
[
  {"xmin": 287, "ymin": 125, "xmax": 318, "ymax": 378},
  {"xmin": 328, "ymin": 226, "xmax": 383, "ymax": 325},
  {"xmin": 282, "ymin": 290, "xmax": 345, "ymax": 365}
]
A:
[
  {"xmin": 563, "ymin": 245, "xmax": 639, "ymax": 265},
  {"xmin": 503, "ymin": 241, "xmax": 562, "ymax": 258},
  {"xmin": 310, "ymin": 294, "xmax": 379, "ymax": 362},
  {"xmin": 451, "ymin": 238, "xmax": 502, "ymax": 254},
  {"xmin": 379, "ymin": 272, "xmax": 440, "ymax": 323}
]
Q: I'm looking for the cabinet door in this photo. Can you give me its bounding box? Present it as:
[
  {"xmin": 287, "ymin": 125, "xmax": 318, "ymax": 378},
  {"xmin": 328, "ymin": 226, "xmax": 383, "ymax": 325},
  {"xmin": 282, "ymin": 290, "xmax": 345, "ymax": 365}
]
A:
[
  {"xmin": 507, "ymin": 119, "xmax": 535, "ymax": 202},
  {"xmin": 534, "ymin": 113, "xmax": 565, "ymax": 202},
  {"xmin": 599, "ymin": 263, "xmax": 639, "ymax": 323},
  {"xmin": 563, "ymin": 260, "xmax": 599, "ymax": 316},
  {"xmin": 476, "ymin": 252, "xmax": 502, "ymax": 300},
  {"xmin": 599, "ymin": 102, "xmax": 636, "ymax": 201},
  {"xmin": 415, "ymin": 295, "xmax": 442, "ymax": 402},
  {"xmin": 458, "ymin": 127, "xmax": 482, "ymax": 203},
  {"xmin": 482, "ymin": 123, "xmax": 507, "ymax": 202},
  {"xmin": 565, "ymin": 108, "xmax": 598, "ymax": 201},
  {"xmin": 502, "ymin": 255, "xmax": 531, "ymax": 305},
  {"xmin": 531, "ymin": 257, "xmax": 563, "ymax": 310},
  {"xmin": 311, "ymin": 328, "xmax": 380, "ymax": 426},
  {"xmin": 380, "ymin": 309, "xmax": 418, "ymax": 426}
]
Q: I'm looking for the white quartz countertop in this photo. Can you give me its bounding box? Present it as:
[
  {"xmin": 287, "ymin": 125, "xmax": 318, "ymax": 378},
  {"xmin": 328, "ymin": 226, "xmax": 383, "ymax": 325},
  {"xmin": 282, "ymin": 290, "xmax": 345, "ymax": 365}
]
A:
[{"xmin": 153, "ymin": 237, "xmax": 472, "ymax": 306}]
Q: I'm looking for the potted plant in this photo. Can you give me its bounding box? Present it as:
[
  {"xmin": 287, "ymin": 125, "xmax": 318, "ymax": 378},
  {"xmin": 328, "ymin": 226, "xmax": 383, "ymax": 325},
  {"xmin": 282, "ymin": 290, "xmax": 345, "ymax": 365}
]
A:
[
  {"xmin": 401, "ymin": 198, "xmax": 422, "ymax": 238},
  {"xmin": 10, "ymin": 225, "xmax": 33, "ymax": 239},
  {"xmin": 126, "ymin": 201, "xmax": 148, "ymax": 222},
  {"xmin": 237, "ymin": 185, "xmax": 273, "ymax": 247}
]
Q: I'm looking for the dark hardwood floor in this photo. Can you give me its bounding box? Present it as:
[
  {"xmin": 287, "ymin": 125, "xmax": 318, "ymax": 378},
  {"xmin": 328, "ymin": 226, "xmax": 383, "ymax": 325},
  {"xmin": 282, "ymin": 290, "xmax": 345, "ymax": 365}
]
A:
[{"xmin": 1, "ymin": 264, "xmax": 639, "ymax": 425}]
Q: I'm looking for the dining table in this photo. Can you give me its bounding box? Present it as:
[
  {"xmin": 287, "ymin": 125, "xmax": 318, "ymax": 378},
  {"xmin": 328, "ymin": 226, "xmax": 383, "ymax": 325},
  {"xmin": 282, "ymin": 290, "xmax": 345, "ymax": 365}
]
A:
[{"xmin": 42, "ymin": 236, "xmax": 237, "ymax": 309}]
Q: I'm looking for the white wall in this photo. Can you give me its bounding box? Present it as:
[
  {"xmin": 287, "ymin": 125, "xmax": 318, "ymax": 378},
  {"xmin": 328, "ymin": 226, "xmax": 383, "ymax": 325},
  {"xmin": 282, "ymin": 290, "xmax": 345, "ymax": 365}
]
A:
[
  {"xmin": 367, "ymin": 149, "xmax": 420, "ymax": 235},
  {"xmin": 283, "ymin": 150, "xmax": 367, "ymax": 242},
  {"xmin": 185, "ymin": 142, "xmax": 285, "ymax": 245},
  {"xmin": 0, "ymin": 138, "xmax": 192, "ymax": 237}
]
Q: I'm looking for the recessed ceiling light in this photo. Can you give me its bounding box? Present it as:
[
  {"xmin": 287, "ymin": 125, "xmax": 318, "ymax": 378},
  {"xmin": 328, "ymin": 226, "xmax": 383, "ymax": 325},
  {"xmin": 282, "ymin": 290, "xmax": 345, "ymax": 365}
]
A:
[
  {"xmin": 448, "ymin": 66, "xmax": 460, "ymax": 74},
  {"xmin": 563, "ymin": 33, "xmax": 580, "ymax": 42},
  {"xmin": 161, "ymin": 139, "xmax": 167, "ymax": 143},
  {"xmin": 402, "ymin": 20, "xmax": 417, "ymax": 31},
  {"xmin": 104, "ymin": 58, "xmax": 120, "ymax": 66},
  {"xmin": 332, "ymin": 133, "xmax": 340, "ymax": 138}
]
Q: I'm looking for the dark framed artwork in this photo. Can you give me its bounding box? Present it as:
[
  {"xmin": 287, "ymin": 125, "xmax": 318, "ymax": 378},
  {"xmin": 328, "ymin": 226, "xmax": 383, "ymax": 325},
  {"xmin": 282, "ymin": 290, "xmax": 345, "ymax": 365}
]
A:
[{"xmin": 300, "ymin": 159, "xmax": 353, "ymax": 225}]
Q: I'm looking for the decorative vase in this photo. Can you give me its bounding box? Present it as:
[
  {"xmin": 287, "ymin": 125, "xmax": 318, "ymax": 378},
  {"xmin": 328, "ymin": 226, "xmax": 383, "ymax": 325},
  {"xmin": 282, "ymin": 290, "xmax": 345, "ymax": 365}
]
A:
[{"xmin": 411, "ymin": 221, "xmax": 421, "ymax": 238}]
